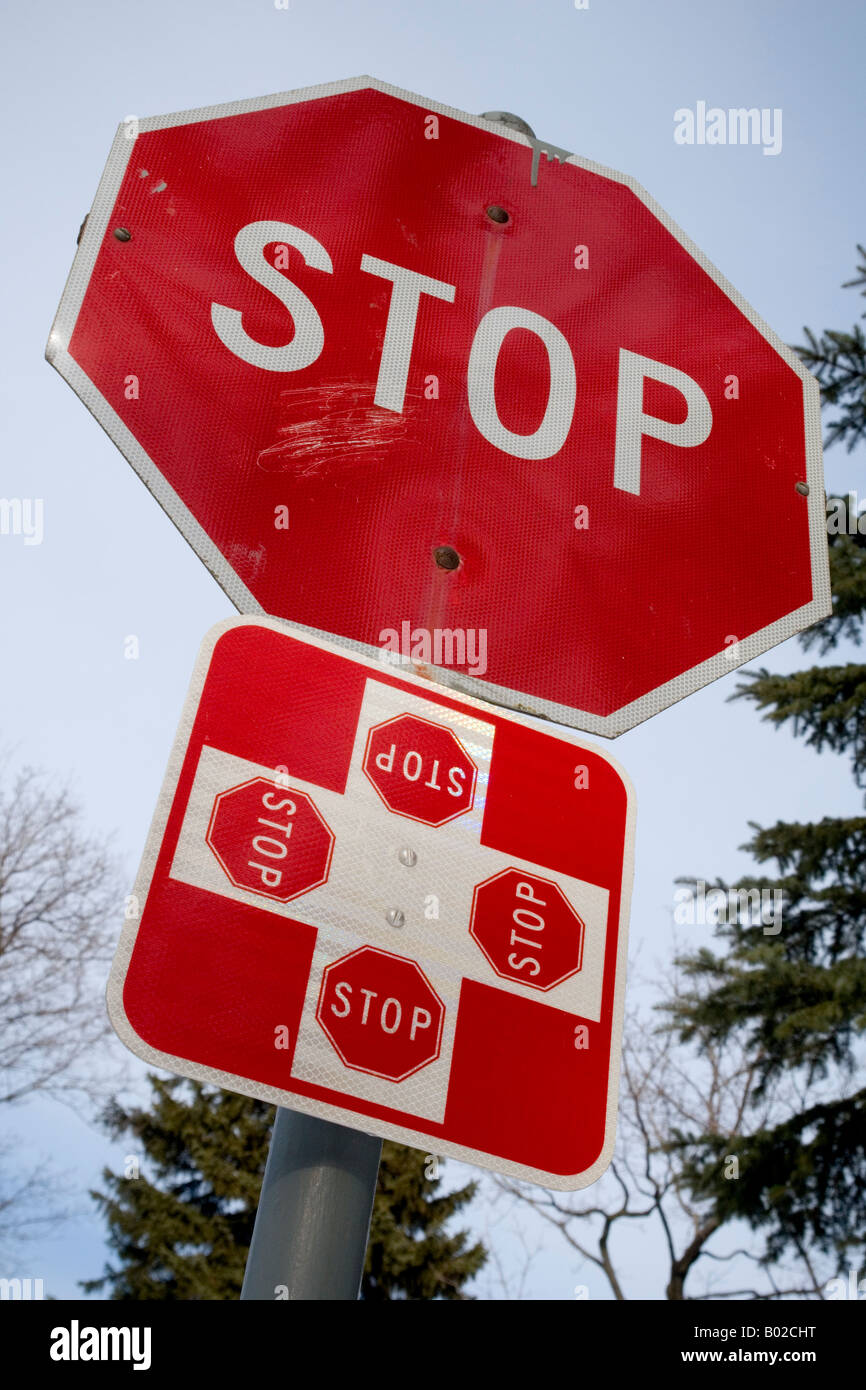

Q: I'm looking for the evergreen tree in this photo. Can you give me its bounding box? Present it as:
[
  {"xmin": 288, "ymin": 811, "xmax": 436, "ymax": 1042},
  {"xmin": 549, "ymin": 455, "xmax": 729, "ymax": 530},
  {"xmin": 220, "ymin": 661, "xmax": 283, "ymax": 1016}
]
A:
[
  {"xmin": 82, "ymin": 1078, "xmax": 272, "ymax": 1300},
  {"xmin": 83, "ymin": 1075, "xmax": 485, "ymax": 1299},
  {"xmin": 362, "ymin": 1147, "xmax": 485, "ymax": 1300},
  {"xmin": 797, "ymin": 244, "xmax": 866, "ymax": 455},
  {"xmin": 666, "ymin": 248, "xmax": 866, "ymax": 1265}
]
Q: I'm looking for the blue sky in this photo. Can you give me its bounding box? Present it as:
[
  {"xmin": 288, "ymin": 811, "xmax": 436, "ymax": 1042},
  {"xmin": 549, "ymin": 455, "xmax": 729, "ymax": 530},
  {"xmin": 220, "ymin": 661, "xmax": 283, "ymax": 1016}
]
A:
[{"xmin": 2, "ymin": 0, "xmax": 865, "ymax": 1299}]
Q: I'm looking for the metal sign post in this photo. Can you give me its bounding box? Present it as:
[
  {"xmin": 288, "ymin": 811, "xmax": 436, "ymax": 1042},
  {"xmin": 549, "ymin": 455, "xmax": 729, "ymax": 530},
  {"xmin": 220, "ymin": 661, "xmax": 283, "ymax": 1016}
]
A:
[{"xmin": 241, "ymin": 1108, "xmax": 382, "ymax": 1301}]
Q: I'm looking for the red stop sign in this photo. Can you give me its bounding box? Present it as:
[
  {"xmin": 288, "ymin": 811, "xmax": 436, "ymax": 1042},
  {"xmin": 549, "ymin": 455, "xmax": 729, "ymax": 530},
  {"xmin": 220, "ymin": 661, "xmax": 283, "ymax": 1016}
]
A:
[
  {"xmin": 470, "ymin": 868, "xmax": 585, "ymax": 992},
  {"xmin": 206, "ymin": 777, "xmax": 334, "ymax": 902},
  {"xmin": 49, "ymin": 78, "xmax": 828, "ymax": 736},
  {"xmin": 363, "ymin": 713, "xmax": 477, "ymax": 826},
  {"xmin": 316, "ymin": 946, "xmax": 445, "ymax": 1082}
]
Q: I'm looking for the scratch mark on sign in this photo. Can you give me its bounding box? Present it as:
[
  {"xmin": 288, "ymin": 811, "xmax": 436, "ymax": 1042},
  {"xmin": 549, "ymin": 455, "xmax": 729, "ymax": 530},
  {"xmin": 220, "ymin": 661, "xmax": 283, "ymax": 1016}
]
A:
[{"xmin": 256, "ymin": 381, "xmax": 422, "ymax": 479}]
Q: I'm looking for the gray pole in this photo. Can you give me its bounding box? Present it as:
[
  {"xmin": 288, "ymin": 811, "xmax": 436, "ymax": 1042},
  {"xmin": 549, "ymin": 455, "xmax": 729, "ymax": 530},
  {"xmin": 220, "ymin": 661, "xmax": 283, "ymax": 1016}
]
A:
[{"xmin": 240, "ymin": 1107, "xmax": 382, "ymax": 1301}]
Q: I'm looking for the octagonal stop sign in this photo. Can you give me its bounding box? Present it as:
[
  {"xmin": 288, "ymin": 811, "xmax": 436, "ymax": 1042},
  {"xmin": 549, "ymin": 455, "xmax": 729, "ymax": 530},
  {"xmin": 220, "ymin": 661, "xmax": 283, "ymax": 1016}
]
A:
[
  {"xmin": 206, "ymin": 777, "xmax": 334, "ymax": 903},
  {"xmin": 48, "ymin": 77, "xmax": 829, "ymax": 737},
  {"xmin": 470, "ymin": 868, "xmax": 585, "ymax": 992},
  {"xmin": 363, "ymin": 713, "xmax": 477, "ymax": 825},
  {"xmin": 316, "ymin": 946, "xmax": 445, "ymax": 1082}
]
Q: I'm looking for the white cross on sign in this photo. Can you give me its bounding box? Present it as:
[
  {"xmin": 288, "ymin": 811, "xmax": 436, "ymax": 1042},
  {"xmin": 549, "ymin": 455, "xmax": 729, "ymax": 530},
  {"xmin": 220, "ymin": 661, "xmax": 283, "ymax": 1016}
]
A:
[{"xmin": 169, "ymin": 678, "xmax": 610, "ymax": 1125}]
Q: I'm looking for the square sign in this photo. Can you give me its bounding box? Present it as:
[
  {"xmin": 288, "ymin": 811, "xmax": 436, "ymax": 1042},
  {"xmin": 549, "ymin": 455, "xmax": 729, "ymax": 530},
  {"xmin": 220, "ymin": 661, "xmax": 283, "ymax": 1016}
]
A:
[{"xmin": 108, "ymin": 619, "xmax": 635, "ymax": 1189}]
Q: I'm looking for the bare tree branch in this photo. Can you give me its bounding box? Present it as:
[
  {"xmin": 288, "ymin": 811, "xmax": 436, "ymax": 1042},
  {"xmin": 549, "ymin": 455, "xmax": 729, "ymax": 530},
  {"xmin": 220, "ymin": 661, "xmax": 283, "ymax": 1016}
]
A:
[
  {"xmin": 0, "ymin": 754, "xmax": 128, "ymax": 1251},
  {"xmin": 0, "ymin": 757, "xmax": 125, "ymax": 1108},
  {"xmin": 494, "ymin": 957, "xmax": 833, "ymax": 1300}
]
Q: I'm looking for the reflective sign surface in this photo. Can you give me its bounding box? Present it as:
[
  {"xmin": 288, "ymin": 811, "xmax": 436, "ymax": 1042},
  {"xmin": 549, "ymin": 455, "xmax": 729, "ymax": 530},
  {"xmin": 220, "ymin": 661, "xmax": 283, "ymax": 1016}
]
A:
[
  {"xmin": 108, "ymin": 619, "xmax": 635, "ymax": 1189},
  {"xmin": 48, "ymin": 77, "xmax": 830, "ymax": 733}
]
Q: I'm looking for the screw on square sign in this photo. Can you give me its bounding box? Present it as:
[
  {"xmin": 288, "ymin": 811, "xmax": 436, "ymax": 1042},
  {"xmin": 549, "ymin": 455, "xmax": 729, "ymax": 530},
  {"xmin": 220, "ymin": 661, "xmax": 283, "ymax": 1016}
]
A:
[{"xmin": 107, "ymin": 618, "xmax": 636, "ymax": 1189}]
